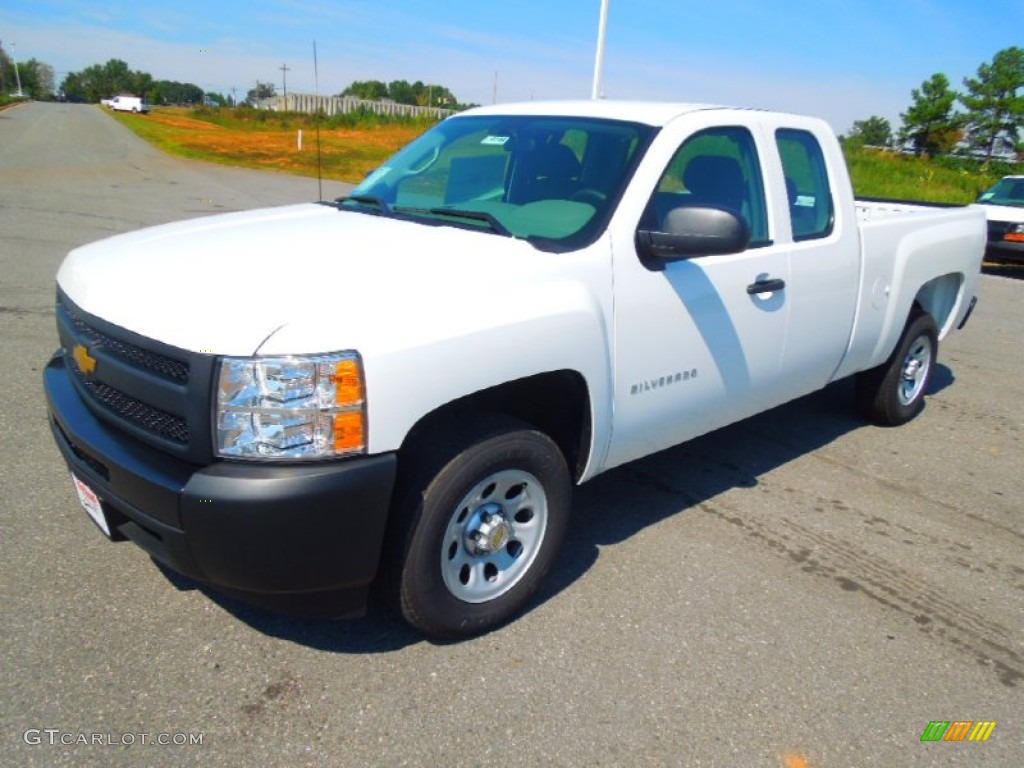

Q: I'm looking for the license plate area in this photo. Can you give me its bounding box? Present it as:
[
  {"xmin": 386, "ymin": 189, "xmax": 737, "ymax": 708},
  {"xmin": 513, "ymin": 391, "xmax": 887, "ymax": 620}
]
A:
[{"xmin": 72, "ymin": 473, "xmax": 111, "ymax": 538}]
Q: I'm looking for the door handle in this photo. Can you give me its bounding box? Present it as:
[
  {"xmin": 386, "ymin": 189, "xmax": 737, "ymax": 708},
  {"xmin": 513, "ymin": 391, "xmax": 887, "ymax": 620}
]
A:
[{"xmin": 747, "ymin": 278, "xmax": 786, "ymax": 295}]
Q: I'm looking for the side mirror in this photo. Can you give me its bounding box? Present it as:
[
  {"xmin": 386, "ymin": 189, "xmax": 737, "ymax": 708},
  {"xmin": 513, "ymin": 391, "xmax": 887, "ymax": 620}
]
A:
[{"xmin": 637, "ymin": 206, "xmax": 751, "ymax": 266}]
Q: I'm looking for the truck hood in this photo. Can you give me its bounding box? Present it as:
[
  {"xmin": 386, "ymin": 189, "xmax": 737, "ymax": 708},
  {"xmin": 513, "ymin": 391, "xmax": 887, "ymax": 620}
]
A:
[
  {"xmin": 979, "ymin": 202, "xmax": 1024, "ymax": 224},
  {"xmin": 57, "ymin": 203, "xmax": 554, "ymax": 355}
]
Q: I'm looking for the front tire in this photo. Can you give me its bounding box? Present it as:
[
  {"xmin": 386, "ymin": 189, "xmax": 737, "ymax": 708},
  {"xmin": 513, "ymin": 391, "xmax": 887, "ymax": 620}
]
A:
[
  {"xmin": 390, "ymin": 416, "xmax": 571, "ymax": 639},
  {"xmin": 856, "ymin": 311, "xmax": 938, "ymax": 426}
]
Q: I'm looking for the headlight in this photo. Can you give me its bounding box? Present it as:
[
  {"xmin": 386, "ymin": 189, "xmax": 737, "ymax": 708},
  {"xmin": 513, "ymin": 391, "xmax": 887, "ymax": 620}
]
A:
[{"xmin": 215, "ymin": 352, "xmax": 366, "ymax": 460}]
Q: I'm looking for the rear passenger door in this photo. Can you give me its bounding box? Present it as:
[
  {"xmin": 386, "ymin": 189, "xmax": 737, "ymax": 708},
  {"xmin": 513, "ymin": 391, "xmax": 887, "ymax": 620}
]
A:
[{"xmin": 771, "ymin": 124, "xmax": 859, "ymax": 389}]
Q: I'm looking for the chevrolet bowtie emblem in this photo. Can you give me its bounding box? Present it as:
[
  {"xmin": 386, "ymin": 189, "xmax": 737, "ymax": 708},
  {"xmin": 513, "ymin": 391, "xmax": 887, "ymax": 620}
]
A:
[{"xmin": 72, "ymin": 344, "xmax": 97, "ymax": 376}]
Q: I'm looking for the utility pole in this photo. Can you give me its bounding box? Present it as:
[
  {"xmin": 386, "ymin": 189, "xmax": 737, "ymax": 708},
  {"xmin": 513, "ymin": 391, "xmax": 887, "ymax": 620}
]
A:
[
  {"xmin": 280, "ymin": 63, "xmax": 290, "ymax": 102},
  {"xmin": 591, "ymin": 0, "xmax": 610, "ymax": 100},
  {"xmin": 8, "ymin": 40, "xmax": 24, "ymax": 97}
]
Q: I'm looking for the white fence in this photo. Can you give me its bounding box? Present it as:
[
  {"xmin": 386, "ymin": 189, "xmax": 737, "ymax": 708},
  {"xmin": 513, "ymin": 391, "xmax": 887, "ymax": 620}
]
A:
[{"xmin": 260, "ymin": 93, "xmax": 455, "ymax": 120}]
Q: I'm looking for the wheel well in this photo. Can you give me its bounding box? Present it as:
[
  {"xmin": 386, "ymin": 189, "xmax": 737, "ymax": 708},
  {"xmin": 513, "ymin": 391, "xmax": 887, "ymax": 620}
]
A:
[
  {"xmin": 913, "ymin": 273, "xmax": 963, "ymax": 337},
  {"xmin": 399, "ymin": 370, "xmax": 592, "ymax": 482}
]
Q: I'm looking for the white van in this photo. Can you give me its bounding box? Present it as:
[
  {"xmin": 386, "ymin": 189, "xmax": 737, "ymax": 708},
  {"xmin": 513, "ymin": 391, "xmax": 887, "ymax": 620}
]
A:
[{"xmin": 102, "ymin": 95, "xmax": 150, "ymax": 114}]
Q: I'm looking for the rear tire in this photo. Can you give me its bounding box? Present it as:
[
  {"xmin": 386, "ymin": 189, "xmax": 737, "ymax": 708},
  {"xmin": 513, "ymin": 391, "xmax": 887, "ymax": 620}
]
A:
[
  {"xmin": 388, "ymin": 415, "xmax": 571, "ymax": 639},
  {"xmin": 856, "ymin": 311, "xmax": 938, "ymax": 426}
]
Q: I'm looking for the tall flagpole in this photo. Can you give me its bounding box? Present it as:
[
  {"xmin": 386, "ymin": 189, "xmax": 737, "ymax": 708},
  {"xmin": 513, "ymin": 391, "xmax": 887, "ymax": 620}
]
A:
[{"xmin": 591, "ymin": 0, "xmax": 610, "ymax": 99}]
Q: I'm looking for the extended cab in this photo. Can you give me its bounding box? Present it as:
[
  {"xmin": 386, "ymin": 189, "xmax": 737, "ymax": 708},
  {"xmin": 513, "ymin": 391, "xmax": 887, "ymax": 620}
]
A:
[{"xmin": 44, "ymin": 101, "xmax": 986, "ymax": 638}]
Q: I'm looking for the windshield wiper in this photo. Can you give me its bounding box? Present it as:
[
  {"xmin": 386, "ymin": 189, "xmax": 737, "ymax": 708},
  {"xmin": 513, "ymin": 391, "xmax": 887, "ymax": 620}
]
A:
[
  {"xmin": 337, "ymin": 195, "xmax": 393, "ymax": 214},
  {"xmin": 394, "ymin": 206, "xmax": 512, "ymax": 237}
]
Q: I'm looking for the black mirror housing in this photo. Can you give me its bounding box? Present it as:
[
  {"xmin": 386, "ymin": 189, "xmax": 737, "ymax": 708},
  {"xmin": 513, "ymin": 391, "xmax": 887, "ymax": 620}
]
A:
[{"xmin": 637, "ymin": 205, "xmax": 751, "ymax": 266}]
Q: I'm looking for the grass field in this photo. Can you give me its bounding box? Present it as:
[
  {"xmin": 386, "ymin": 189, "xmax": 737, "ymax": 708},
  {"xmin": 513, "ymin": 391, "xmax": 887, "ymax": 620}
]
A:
[
  {"xmin": 113, "ymin": 106, "xmax": 1021, "ymax": 201},
  {"xmin": 845, "ymin": 147, "xmax": 1014, "ymax": 203},
  {"xmin": 110, "ymin": 106, "xmax": 431, "ymax": 182}
]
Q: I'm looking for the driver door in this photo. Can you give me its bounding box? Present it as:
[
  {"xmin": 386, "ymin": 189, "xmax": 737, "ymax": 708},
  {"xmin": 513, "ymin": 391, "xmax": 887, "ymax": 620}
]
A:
[{"xmin": 605, "ymin": 120, "xmax": 792, "ymax": 469}]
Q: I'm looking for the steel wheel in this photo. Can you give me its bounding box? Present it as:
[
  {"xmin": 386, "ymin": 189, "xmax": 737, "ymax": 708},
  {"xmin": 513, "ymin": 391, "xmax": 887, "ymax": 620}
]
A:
[
  {"xmin": 440, "ymin": 468, "xmax": 548, "ymax": 603},
  {"xmin": 856, "ymin": 311, "xmax": 938, "ymax": 426},
  {"xmin": 388, "ymin": 414, "xmax": 571, "ymax": 639},
  {"xmin": 897, "ymin": 333, "xmax": 932, "ymax": 406}
]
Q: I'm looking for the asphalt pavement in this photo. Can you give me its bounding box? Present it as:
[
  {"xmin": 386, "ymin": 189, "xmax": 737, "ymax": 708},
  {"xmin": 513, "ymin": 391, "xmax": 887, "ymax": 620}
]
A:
[{"xmin": 1, "ymin": 102, "xmax": 1021, "ymax": 768}]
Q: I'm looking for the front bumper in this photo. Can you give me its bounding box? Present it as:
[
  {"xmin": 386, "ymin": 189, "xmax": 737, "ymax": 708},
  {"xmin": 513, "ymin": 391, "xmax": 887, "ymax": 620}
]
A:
[
  {"xmin": 985, "ymin": 240, "xmax": 1024, "ymax": 264},
  {"xmin": 44, "ymin": 352, "xmax": 397, "ymax": 618},
  {"xmin": 985, "ymin": 222, "xmax": 1024, "ymax": 264}
]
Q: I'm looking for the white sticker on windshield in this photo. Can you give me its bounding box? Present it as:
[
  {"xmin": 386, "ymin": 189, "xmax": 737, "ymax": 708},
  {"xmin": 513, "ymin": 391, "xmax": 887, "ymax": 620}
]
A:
[
  {"xmin": 361, "ymin": 166, "xmax": 391, "ymax": 186},
  {"xmin": 481, "ymin": 135, "xmax": 511, "ymax": 146}
]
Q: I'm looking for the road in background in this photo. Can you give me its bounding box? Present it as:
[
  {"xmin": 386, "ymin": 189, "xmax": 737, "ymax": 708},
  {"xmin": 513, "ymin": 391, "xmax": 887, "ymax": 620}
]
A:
[{"xmin": 2, "ymin": 102, "xmax": 1021, "ymax": 767}]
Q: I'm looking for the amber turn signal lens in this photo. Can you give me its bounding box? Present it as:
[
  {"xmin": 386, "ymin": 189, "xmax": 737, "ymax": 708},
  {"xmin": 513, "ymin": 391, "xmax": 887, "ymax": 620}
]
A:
[
  {"xmin": 332, "ymin": 359, "xmax": 364, "ymax": 405},
  {"xmin": 334, "ymin": 411, "xmax": 365, "ymax": 454}
]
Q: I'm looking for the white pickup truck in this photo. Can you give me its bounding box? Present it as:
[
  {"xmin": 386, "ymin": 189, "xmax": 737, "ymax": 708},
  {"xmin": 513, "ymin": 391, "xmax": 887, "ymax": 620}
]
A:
[
  {"xmin": 44, "ymin": 100, "xmax": 985, "ymax": 638},
  {"xmin": 977, "ymin": 175, "xmax": 1024, "ymax": 263}
]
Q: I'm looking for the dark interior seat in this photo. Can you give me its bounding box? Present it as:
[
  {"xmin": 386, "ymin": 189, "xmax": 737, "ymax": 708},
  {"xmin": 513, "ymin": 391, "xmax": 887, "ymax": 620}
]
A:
[
  {"xmin": 682, "ymin": 155, "xmax": 747, "ymax": 215},
  {"xmin": 516, "ymin": 143, "xmax": 582, "ymax": 202}
]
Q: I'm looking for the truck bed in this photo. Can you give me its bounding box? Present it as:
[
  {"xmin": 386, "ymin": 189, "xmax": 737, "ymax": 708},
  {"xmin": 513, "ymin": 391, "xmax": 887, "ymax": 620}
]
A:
[{"xmin": 835, "ymin": 199, "xmax": 986, "ymax": 381}]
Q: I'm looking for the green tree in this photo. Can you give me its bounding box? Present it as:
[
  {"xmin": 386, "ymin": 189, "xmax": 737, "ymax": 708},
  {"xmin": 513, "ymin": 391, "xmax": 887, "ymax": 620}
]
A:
[
  {"xmin": 341, "ymin": 78, "xmax": 461, "ymax": 107},
  {"xmin": 59, "ymin": 59, "xmax": 154, "ymax": 102},
  {"xmin": 341, "ymin": 80, "xmax": 388, "ymax": 100},
  {"xmin": 416, "ymin": 83, "xmax": 456, "ymax": 107},
  {"xmin": 0, "ymin": 44, "xmax": 16, "ymax": 95},
  {"xmin": 846, "ymin": 116, "xmax": 892, "ymax": 148},
  {"xmin": 151, "ymin": 80, "xmax": 204, "ymax": 105},
  {"xmin": 21, "ymin": 59, "xmax": 56, "ymax": 99},
  {"xmin": 959, "ymin": 46, "xmax": 1024, "ymax": 160},
  {"xmin": 130, "ymin": 69, "xmax": 153, "ymax": 99},
  {"xmin": 0, "ymin": 46, "xmax": 55, "ymax": 100},
  {"xmin": 205, "ymin": 91, "xmax": 233, "ymax": 107},
  {"xmin": 899, "ymin": 73, "xmax": 961, "ymax": 155},
  {"xmin": 245, "ymin": 81, "xmax": 276, "ymax": 105},
  {"xmin": 387, "ymin": 79, "xmax": 416, "ymax": 105},
  {"xmin": 99, "ymin": 58, "xmax": 134, "ymax": 95}
]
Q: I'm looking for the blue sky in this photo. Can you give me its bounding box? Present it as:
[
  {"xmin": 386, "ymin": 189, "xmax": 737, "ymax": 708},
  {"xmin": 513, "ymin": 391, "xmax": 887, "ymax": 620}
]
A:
[{"xmin": 2, "ymin": 0, "xmax": 1022, "ymax": 133}]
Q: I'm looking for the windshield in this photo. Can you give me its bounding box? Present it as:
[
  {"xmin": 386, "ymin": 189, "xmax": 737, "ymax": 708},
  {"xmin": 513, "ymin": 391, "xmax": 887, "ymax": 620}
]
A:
[
  {"xmin": 343, "ymin": 114, "xmax": 656, "ymax": 250},
  {"xmin": 978, "ymin": 178, "xmax": 1024, "ymax": 208}
]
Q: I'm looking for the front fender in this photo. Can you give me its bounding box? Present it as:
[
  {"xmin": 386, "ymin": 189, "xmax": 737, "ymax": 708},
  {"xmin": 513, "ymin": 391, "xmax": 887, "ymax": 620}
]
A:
[{"xmin": 365, "ymin": 280, "xmax": 612, "ymax": 465}]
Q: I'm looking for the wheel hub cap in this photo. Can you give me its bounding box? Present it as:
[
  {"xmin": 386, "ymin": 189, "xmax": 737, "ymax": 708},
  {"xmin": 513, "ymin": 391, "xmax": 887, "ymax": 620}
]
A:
[
  {"xmin": 903, "ymin": 358, "xmax": 922, "ymax": 381},
  {"xmin": 466, "ymin": 504, "xmax": 511, "ymax": 555},
  {"xmin": 897, "ymin": 334, "xmax": 931, "ymax": 406},
  {"xmin": 440, "ymin": 468, "xmax": 549, "ymax": 604}
]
